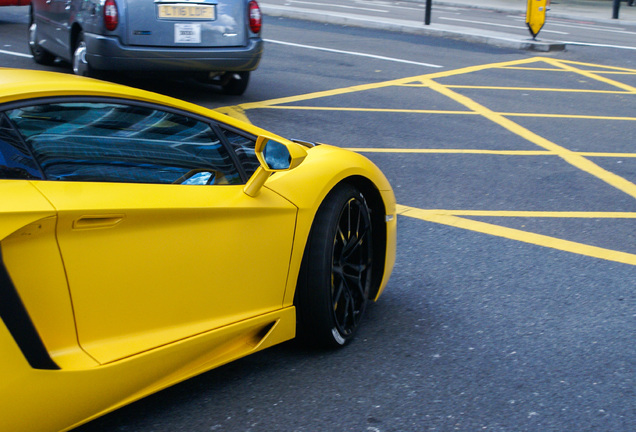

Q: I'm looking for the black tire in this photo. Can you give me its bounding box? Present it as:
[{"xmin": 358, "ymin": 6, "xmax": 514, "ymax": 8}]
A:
[
  {"xmin": 28, "ymin": 15, "xmax": 55, "ymax": 65},
  {"xmin": 72, "ymin": 32, "xmax": 93, "ymax": 77},
  {"xmin": 295, "ymin": 184, "xmax": 374, "ymax": 348},
  {"xmin": 220, "ymin": 71, "xmax": 250, "ymax": 95}
]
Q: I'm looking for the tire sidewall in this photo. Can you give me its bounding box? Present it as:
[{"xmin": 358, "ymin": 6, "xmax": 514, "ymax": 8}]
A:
[{"xmin": 296, "ymin": 183, "xmax": 373, "ymax": 348}]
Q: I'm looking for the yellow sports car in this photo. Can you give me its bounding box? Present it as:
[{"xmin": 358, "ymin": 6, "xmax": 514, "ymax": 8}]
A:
[{"xmin": 0, "ymin": 69, "xmax": 396, "ymax": 431}]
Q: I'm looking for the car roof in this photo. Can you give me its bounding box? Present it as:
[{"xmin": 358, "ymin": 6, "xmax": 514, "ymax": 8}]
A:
[
  {"xmin": 0, "ymin": 68, "xmax": 268, "ymax": 135},
  {"xmin": 0, "ymin": 68, "xmax": 182, "ymax": 106}
]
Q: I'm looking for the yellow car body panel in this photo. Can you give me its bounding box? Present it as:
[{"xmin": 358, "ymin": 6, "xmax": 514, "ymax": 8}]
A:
[
  {"xmin": 1, "ymin": 306, "xmax": 295, "ymax": 432},
  {"xmin": 32, "ymin": 181, "xmax": 297, "ymax": 364},
  {"xmin": 0, "ymin": 179, "xmax": 56, "ymax": 238},
  {"xmin": 0, "ymin": 181, "xmax": 95, "ymax": 369},
  {"xmin": 2, "ymin": 216, "xmax": 99, "ymax": 369},
  {"xmin": 0, "ymin": 69, "xmax": 396, "ymax": 431}
]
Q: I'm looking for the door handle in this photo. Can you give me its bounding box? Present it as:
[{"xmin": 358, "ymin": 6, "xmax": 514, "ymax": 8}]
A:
[{"xmin": 72, "ymin": 215, "xmax": 125, "ymax": 230}]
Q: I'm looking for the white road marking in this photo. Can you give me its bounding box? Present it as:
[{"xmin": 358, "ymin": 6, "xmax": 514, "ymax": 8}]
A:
[
  {"xmin": 288, "ymin": 0, "xmax": 388, "ymax": 13},
  {"xmin": 0, "ymin": 49, "xmax": 32, "ymax": 58},
  {"xmin": 265, "ymin": 39, "xmax": 443, "ymax": 68},
  {"xmin": 562, "ymin": 41, "xmax": 636, "ymax": 50},
  {"xmin": 439, "ymin": 16, "xmax": 570, "ymax": 35}
]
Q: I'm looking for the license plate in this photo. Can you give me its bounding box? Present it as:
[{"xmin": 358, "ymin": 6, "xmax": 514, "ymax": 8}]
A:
[
  {"xmin": 174, "ymin": 23, "xmax": 201, "ymax": 43},
  {"xmin": 158, "ymin": 4, "xmax": 216, "ymax": 20}
]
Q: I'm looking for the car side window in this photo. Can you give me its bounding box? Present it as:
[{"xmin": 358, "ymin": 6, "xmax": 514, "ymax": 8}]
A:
[
  {"xmin": 220, "ymin": 127, "xmax": 260, "ymax": 178},
  {"xmin": 0, "ymin": 114, "xmax": 43, "ymax": 180},
  {"xmin": 6, "ymin": 102, "xmax": 242, "ymax": 185}
]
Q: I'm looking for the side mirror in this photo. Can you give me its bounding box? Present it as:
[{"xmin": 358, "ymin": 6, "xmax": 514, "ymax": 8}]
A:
[
  {"xmin": 260, "ymin": 139, "xmax": 292, "ymax": 170},
  {"xmin": 243, "ymin": 136, "xmax": 307, "ymax": 197}
]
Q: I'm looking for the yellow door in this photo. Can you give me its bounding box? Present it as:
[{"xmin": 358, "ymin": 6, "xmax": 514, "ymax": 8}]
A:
[{"xmin": 34, "ymin": 181, "xmax": 297, "ymax": 364}]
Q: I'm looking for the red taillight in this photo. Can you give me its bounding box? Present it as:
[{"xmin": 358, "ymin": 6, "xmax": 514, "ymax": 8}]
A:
[
  {"xmin": 248, "ymin": 1, "xmax": 262, "ymax": 34},
  {"xmin": 104, "ymin": 0, "xmax": 118, "ymax": 31}
]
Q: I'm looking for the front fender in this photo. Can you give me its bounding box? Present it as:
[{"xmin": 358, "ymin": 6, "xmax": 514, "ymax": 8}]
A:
[{"xmin": 264, "ymin": 144, "xmax": 396, "ymax": 306}]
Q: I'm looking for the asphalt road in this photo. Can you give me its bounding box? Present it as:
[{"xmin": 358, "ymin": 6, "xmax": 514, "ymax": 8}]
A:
[
  {"xmin": 259, "ymin": 0, "xmax": 636, "ymax": 51},
  {"xmin": 1, "ymin": 5, "xmax": 635, "ymax": 432}
]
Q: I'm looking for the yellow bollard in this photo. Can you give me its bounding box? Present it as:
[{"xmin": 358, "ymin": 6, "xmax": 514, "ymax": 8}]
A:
[{"xmin": 526, "ymin": 0, "xmax": 547, "ymax": 39}]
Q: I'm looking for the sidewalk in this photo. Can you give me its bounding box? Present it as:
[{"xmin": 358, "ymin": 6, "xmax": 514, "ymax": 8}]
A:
[
  {"xmin": 259, "ymin": 0, "xmax": 636, "ymax": 51},
  {"xmin": 433, "ymin": 0, "xmax": 636, "ymax": 23}
]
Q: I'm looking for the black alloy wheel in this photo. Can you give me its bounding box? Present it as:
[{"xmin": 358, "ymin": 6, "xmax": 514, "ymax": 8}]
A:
[{"xmin": 296, "ymin": 183, "xmax": 374, "ymax": 348}]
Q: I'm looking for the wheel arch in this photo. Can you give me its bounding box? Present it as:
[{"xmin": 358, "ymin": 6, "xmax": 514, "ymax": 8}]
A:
[
  {"xmin": 70, "ymin": 23, "xmax": 83, "ymax": 58},
  {"xmin": 340, "ymin": 175, "xmax": 388, "ymax": 301},
  {"xmin": 269, "ymin": 144, "xmax": 396, "ymax": 309},
  {"xmin": 292, "ymin": 175, "xmax": 389, "ymax": 305}
]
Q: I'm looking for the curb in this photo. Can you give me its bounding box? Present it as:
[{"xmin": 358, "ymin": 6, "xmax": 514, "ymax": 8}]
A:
[{"xmin": 261, "ymin": 5, "xmax": 567, "ymax": 51}]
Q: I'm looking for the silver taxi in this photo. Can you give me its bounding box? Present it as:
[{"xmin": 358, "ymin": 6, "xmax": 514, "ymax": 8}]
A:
[{"xmin": 28, "ymin": 0, "xmax": 263, "ymax": 95}]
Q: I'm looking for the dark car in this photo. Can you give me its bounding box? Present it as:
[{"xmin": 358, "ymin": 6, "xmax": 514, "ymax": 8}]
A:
[{"xmin": 28, "ymin": 0, "xmax": 263, "ymax": 94}]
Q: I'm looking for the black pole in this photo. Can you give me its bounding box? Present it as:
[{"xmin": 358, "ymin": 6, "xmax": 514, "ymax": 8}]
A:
[
  {"xmin": 612, "ymin": 0, "xmax": 620, "ymax": 19},
  {"xmin": 425, "ymin": 0, "xmax": 432, "ymax": 25}
]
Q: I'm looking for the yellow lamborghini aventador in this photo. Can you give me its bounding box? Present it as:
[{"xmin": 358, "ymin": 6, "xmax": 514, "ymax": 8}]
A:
[{"xmin": 0, "ymin": 69, "xmax": 396, "ymax": 431}]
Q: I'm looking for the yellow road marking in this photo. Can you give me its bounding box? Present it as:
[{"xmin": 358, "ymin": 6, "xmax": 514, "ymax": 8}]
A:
[
  {"xmin": 544, "ymin": 59, "xmax": 636, "ymax": 74},
  {"xmin": 501, "ymin": 66, "xmax": 636, "ymax": 75},
  {"xmin": 349, "ymin": 149, "xmax": 636, "ymax": 158},
  {"xmin": 264, "ymin": 105, "xmax": 636, "ymax": 121},
  {"xmin": 420, "ymin": 77, "xmax": 636, "ymax": 200},
  {"xmin": 259, "ymin": 106, "xmax": 474, "ymax": 115},
  {"xmin": 446, "ymin": 85, "xmax": 633, "ymax": 94},
  {"xmin": 543, "ymin": 58, "xmax": 636, "ymax": 93},
  {"xmin": 228, "ymin": 57, "xmax": 552, "ymax": 111},
  {"xmin": 397, "ymin": 205, "xmax": 636, "ymax": 266},
  {"xmin": 401, "ymin": 208, "xmax": 636, "ymax": 218},
  {"xmin": 501, "ymin": 113, "xmax": 636, "ymax": 121}
]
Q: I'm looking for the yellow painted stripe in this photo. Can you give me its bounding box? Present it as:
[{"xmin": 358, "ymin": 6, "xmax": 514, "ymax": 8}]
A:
[
  {"xmin": 348, "ymin": 148, "xmax": 636, "ymax": 158},
  {"xmin": 404, "ymin": 209, "xmax": 636, "ymax": 218},
  {"xmin": 502, "ymin": 113, "xmax": 636, "ymax": 121},
  {"xmin": 500, "ymin": 66, "xmax": 572, "ymax": 71},
  {"xmin": 421, "ymin": 77, "xmax": 636, "ymax": 200},
  {"xmin": 234, "ymin": 78, "xmax": 422, "ymax": 110},
  {"xmin": 257, "ymin": 105, "xmax": 636, "ymax": 121},
  {"xmin": 397, "ymin": 205, "xmax": 636, "ymax": 266},
  {"xmin": 578, "ymin": 71, "xmax": 636, "ymax": 75},
  {"xmin": 543, "ymin": 58, "xmax": 636, "ymax": 93},
  {"xmin": 551, "ymin": 59, "xmax": 636, "ymax": 73},
  {"xmin": 446, "ymin": 85, "xmax": 633, "ymax": 94},
  {"xmin": 415, "ymin": 57, "xmax": 548, "ymax": 81},
  {"xmin": 348, "ymin": 148, "xmax": 555, "ymax": 155},
  {"xmin": 230, "ymin": 57, "xmax": 553, "ymax": 111},
  {"xmin": 500, "ymin": 67, "xmax": 636, "ymax": 75},
  {"xmin": 255, "ymin": 106, "xmax": 474, "ymax": 115}
]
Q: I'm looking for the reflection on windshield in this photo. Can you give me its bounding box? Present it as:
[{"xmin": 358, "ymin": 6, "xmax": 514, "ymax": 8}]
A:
[
  {"xmin": 7, "ymin": 102, "xmax": 242, "ymax": 184},
  {"xmin": 182, "ymin": 171, "xmax": 213, "ymax": 185}
]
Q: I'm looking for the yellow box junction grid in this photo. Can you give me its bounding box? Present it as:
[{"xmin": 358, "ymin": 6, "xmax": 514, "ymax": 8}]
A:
[{"xmin": 218, "ymin": 57, "xmax": 636, "ymax": 266}]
